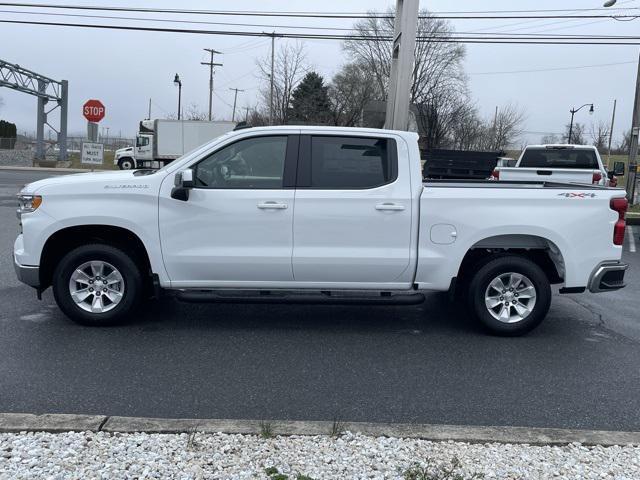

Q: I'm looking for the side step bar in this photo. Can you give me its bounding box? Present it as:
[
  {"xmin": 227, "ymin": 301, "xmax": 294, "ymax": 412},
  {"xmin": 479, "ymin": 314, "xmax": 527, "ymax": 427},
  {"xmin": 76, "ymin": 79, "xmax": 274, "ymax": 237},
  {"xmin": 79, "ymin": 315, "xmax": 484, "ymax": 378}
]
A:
[{"xmin": 173, "ymin": 290, "xmax": 426, "ymax": 306}]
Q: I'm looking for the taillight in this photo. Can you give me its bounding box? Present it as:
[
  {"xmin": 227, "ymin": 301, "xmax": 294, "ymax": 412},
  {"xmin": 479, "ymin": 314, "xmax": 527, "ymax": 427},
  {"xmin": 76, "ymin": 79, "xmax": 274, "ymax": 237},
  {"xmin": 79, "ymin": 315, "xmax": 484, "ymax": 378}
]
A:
[
  {"xmin": 592, "ymin": 172, "xmax": 603, "ymax": 184},
  {"xmin": 491, "ymin": 169, "xmax": 500, "ymax": 180},
  {"xmin": 610, "ymin": 197, "xmax": 628, "ymax": 246}
]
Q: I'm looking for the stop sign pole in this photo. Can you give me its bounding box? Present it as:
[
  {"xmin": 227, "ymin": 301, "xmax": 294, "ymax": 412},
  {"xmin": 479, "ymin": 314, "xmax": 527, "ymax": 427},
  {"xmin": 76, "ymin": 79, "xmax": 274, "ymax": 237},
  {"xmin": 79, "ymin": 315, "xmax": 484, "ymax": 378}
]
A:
[{"xmin": 83, "ymin": 99, "xmax": 105, "ymax": 142}]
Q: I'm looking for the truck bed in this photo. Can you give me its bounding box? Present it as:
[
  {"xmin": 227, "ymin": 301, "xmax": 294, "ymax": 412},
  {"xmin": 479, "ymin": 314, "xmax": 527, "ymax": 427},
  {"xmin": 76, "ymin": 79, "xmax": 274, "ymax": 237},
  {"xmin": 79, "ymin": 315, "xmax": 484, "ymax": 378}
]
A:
[{"xmin": 416, "ymin": 179, "xmax": 624, "ymax": 292}]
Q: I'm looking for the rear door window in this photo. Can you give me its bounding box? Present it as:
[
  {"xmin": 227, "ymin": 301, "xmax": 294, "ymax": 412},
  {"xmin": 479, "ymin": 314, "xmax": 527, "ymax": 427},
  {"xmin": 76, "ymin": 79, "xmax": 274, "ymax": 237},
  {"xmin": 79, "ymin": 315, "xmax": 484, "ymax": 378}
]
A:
[
  {"xmin": 308, "ymin": 136, "xmax": 397, "ymax": 189},
  {"xmin": 519, "ymin": 149, "xmax": 598, "ymax": 169}
]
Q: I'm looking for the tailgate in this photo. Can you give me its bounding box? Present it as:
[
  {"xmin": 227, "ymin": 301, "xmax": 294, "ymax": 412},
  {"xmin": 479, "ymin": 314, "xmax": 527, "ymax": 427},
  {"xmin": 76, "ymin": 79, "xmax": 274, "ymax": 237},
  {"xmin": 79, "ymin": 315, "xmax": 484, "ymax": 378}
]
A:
[{"xmin": 499, "ymin": 167, "xmax": 594, "ymax": 184}]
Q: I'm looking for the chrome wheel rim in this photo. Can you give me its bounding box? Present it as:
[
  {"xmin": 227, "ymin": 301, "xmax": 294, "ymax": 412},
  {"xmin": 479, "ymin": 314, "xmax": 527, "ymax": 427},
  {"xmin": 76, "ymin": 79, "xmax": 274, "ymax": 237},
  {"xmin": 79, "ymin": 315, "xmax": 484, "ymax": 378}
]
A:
[
  {"xmin": 69, "ymin": 261, "xmax": 124, "ymax": 314},
  {"xmin": 484, "ymin": 272, "xmax": 537, "ymax": 324}
]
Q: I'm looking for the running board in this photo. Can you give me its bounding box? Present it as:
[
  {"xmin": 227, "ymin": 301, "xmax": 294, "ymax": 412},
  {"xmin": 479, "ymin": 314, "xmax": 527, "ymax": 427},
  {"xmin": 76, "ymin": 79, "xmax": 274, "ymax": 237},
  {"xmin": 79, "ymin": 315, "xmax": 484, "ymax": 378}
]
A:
[{"xmin": 173, "ymin": 290, "xmax": 425, "ymax": 306}]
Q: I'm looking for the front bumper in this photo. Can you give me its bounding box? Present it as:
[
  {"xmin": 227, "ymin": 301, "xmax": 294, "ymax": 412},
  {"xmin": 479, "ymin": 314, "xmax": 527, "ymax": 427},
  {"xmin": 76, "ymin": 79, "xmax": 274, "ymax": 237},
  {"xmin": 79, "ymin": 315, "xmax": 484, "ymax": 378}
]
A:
[
  {"xmin": 588, "ymin": 262, "xmax": 628, "ymax": 293},
  {"xmin": 14, "ymin": 258, "xmax": 40, "ymax": 288}
]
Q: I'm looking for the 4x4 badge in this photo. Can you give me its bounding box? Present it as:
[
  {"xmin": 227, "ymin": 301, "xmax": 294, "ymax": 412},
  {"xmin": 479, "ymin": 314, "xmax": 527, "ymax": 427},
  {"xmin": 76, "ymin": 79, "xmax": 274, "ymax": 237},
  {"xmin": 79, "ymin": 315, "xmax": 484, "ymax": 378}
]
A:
[{"xmin": 558, "ymin": 193, "xmax": 597, "ymax": 198}]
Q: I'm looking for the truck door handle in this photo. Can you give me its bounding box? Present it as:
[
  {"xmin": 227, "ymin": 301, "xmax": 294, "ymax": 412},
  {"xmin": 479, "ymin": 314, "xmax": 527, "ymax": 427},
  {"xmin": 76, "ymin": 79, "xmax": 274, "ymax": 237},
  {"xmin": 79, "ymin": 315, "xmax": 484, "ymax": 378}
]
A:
[
  {"xmin": 375, "ymin": 203, "xmax": 405, "ymax": 211},
  {"xmin": 257, "ymin": 202, "xmax": 288, "ymax": 210}
]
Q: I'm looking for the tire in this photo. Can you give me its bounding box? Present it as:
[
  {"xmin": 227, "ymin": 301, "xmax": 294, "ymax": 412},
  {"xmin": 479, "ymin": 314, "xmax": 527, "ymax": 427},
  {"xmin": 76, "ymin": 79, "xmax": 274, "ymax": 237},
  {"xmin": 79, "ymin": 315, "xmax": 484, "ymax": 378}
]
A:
[
  {"xmin": 52, "ymin": 244, "xmax": 142, "ymax": 326},
  {"xmin": 118, "ymin": 157, "xmax": 135, "ymax": 170},
  {"xmin": 467, "ymin": 255, "xmax": 551, "ymax": 336}
]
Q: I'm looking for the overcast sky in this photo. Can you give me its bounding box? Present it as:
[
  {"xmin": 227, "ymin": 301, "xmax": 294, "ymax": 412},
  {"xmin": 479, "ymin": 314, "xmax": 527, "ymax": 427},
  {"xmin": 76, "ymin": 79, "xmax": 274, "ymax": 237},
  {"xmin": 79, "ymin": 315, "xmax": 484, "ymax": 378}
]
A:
[{"xmin": 0, "ymin": 0, "xmax": 638, "ymax": 147}]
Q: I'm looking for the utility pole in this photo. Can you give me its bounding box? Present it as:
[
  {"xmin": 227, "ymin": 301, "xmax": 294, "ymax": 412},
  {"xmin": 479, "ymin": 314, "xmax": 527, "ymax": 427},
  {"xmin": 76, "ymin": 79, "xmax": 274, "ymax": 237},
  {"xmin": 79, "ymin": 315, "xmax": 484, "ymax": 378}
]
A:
[
  {"xmin": 201, "ymin": 48, "xmax": 223, "ymax": 121},
  {"xmin": 626, "ymin": 52, "xmax": 640, "ymax": 204},
  {"xmin": 607, "ymin": 99, "xmax": 617, "ymax": 165},
  {"xmin": 385, "ymin": 0, "xmax": 420, "ymax": 131},
  {"xmin": 269, "ymin": 32, "xmax": 276, "ymax": 125},
  {"xmin": 148, "ymin": 98, "xmax": 152, "ymax": 120},
  {"xmin": 229, "ymin": 88, "xmax": 245, "ymax": 122},
  {"xmin": 492, "ymin": 106, "xmax": 499, "ymax": 149},
  {"xmin": 243, "ymin": 106, "xmax": 251, "ymax": 122}
]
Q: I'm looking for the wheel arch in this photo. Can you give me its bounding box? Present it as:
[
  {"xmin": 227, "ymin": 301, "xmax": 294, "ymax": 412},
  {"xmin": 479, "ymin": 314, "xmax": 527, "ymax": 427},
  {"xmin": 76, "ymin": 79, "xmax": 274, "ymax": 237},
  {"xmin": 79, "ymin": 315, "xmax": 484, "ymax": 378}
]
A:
[
  {"xmin": 457, "ymin": 234, "xmax": 566, "ymax": 286},
  {"xmin": 39, "ymin": 224, "xmax": 153, "ymax": 291}
]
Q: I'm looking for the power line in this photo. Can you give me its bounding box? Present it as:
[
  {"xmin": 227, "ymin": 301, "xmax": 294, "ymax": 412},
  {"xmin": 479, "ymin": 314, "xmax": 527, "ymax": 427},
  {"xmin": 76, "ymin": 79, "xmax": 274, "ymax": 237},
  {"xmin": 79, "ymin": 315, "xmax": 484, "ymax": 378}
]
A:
[
  {"xmin": 2, "ymin": 9, "xmax": 639, "ymax": 38},
  {"xmin": 0, "ymin": 2, "xmax": 638, "ymax": 20},
  {"xmin": 469, "ymin": 60, "xmax": 637, "ymax": 75},
  {"xmin": 0, "ymin": 2, "xmax": 396, "ymax": 18},
  {"xmin": 0, "ymin": 8, "xmax": 366, "ymax": 31},
  {"xmin": 1, "ymin": 18, "xmax": 640, "ymax": 45},
  {"xmin": 471, "ymin": 0, "xmax": 638, "ymax": 35}
]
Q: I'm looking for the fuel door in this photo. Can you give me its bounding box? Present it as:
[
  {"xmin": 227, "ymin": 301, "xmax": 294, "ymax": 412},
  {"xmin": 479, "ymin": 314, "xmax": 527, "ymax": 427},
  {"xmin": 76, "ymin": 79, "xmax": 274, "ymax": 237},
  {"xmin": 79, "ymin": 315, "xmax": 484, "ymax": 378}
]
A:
[{"xmin": 430, "ymin": 223, "xmax": 458, "ymax": 245}]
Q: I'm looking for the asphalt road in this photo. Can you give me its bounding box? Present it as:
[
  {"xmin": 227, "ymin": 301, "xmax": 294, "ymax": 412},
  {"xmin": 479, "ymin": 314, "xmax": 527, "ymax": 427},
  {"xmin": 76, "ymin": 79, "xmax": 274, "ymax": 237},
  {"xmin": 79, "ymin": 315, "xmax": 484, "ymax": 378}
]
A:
[{"xmin": 1, "ymin": 169, "xmax": 639, "ymax": 432}]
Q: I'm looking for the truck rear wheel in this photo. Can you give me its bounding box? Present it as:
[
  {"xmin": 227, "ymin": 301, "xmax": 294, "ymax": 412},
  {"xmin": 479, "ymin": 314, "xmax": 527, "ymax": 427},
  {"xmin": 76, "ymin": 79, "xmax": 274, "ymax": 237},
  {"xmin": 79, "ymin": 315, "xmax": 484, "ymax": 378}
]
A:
[
  {"xmin": 52, "ymin": 244, "xmax": 142, "ymax": 326},
  {"xmin": 118, "ymin": 157, "xmax": 135, "ymax": 170},
  {"xmin": 467, "ymin": 255, "xmax": 551, "ymax": 336}
]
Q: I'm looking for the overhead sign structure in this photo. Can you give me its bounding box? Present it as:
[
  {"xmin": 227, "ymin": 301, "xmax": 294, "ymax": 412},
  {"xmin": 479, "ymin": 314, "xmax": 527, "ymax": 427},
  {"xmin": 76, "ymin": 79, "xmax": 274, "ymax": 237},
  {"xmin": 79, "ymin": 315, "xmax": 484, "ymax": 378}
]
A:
[
  {"xmin": 81, "ymin": 142, "xmax": 104, "ymax": 165},
  {"xmin": 83, "ymin": 99, "xmax": 106, "ymax": 123}
]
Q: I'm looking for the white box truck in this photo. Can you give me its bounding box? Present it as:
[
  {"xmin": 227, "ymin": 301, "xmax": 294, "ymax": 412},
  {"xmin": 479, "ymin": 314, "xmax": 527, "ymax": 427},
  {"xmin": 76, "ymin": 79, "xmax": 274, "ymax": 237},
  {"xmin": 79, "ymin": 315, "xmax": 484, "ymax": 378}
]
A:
[{"xmin": 114, "ymin": 119, "xmax": 236, "ymax": 169}]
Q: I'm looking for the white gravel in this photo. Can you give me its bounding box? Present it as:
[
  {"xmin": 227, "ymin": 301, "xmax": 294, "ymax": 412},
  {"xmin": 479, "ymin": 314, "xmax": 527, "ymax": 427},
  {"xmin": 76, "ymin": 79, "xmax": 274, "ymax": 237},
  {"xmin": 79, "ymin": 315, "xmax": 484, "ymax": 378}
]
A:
[{"xmin": 1, "ymin": 431, "xmax": 639, "ymax": 479}]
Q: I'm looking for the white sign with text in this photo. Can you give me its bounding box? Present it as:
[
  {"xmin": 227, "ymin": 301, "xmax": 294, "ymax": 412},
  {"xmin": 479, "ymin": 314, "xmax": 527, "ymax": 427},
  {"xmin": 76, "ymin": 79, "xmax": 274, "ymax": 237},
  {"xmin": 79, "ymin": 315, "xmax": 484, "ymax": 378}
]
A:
[{"xmin": 81, "ymin": 142, "xmax": 104, "ymax": 165}]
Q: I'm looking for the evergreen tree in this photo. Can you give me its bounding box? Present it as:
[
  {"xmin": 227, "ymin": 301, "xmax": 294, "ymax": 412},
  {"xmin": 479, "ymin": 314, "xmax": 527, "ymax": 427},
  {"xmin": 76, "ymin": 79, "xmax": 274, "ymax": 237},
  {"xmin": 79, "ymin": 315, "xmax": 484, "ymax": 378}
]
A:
[{"xmin": 289, "ymin": 71, "xmax": 331, "ymax": 124}]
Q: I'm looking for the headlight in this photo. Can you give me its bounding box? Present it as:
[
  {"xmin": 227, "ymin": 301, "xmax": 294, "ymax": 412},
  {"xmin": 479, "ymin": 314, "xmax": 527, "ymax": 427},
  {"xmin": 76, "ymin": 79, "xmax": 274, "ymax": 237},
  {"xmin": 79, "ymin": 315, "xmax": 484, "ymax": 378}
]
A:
[{"xmin": 16, "ymin": 194, "xmax": 42, "ymax": 216}]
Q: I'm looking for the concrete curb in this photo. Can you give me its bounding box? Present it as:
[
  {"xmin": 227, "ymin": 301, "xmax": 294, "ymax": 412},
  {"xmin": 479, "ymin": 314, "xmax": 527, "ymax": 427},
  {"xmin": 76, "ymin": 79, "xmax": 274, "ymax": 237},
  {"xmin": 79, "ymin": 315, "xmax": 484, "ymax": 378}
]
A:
[
  {"xmin": 0, "ymin": 166, "xmax": 106, "ymax": 173},
  {"xmin": 0, "ymin": 413, "xmax": 107, "ymax": 433},
  {"xmin": 1, "ymin": 413, "xmax": 639, "ymax": 446}
]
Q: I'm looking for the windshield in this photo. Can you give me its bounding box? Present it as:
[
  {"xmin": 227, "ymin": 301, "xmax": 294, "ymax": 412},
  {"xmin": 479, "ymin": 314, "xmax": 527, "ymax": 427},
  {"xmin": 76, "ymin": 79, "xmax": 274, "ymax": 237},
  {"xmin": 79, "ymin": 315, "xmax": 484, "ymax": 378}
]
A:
[{"xmin": 519, "ymin": 148, "xmax": 598, "ymax": 169}]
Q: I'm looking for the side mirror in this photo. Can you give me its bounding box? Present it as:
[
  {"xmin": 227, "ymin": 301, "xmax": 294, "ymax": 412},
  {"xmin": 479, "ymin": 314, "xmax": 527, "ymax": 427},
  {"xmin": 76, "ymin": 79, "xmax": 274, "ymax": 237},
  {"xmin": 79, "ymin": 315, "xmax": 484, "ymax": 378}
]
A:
[
  {"xmin": 613, "ymin": 161, "xmax": 626, "ymax": 176},
  {"xmin": 171, "ymin": 169, "xmax": 194, "ymax": 201}
]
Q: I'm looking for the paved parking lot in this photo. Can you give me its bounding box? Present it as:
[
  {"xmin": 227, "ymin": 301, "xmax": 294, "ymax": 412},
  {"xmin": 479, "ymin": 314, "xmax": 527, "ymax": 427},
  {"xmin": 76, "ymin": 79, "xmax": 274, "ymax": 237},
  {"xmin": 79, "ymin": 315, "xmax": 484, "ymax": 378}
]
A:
[{"xmin": 1, "ymin": 169, "xmax": 639, "ymax": 431}]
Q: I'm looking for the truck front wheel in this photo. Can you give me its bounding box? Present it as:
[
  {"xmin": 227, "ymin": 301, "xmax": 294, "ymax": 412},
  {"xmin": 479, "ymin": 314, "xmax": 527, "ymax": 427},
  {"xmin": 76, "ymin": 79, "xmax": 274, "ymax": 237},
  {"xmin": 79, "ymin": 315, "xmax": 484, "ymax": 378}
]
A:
[
  {"xmin": 467, "ymin": 255, "xmax": 551, "ymax": 336},
  {"xmin": 118, "ymin": 157, "xmax": 135, "ymax": 170},
  {"xmin": 52, "ymin": 244, "xmax": 142, "ymax": 326}
]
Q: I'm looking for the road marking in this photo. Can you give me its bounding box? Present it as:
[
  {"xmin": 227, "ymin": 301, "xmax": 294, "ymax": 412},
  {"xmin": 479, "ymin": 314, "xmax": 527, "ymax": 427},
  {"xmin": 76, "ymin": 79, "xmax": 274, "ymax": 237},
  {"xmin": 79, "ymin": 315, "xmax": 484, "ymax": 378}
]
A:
[{"xmin": 627, "ymin": 226, "xmax": 637, "ymax": 253}]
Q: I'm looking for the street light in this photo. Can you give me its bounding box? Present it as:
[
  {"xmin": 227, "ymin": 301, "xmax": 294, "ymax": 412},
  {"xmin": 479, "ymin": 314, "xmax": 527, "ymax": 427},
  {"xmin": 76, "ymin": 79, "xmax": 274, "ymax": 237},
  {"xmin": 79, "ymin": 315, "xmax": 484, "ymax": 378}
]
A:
[
  {"xmin": 173, "ymin": 73, "xmax": 182, "ymax": 120},
  {"xmin": 603, "ymin": 0, "xmax": 617, "ymax": 7},
  {"xmin": 568, "ymin": 104, "xmax": 594, "ymax": 144}
]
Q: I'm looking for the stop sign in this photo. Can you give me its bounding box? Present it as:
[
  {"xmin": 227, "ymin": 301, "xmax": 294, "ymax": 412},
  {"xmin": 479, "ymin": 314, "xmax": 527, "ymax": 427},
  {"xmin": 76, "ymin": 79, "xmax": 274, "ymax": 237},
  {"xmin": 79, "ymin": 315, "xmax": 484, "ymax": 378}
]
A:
[{"xmin": 83, "ymin": 99, "xmax": 106, "ymax": 123}]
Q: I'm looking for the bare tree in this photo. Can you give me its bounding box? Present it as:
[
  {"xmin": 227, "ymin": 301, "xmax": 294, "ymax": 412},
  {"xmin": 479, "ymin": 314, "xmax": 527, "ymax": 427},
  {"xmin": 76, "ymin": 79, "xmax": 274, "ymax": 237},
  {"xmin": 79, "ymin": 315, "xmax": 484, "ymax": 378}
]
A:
[
  {"xmin": 589, "ymin": 120, "xmax": 610, "ymax": 152},
  {"xmin": 184, "ymin": 103, "xmax": 208, "ymax": 121},
  {"xmin": 344, "ymin": 8, "xmax": 467, "ymax": 149},
  {"xmin": 246, "ymin": 106, "xmax": 269, "ymax": 126},
  {"xmin": 491, "ymin": 104, "xmax": 526, "ymax": 150},
  {"xmin": 449, "ymin": 104, "xmax": 484, "ymax": 150},
  {"xmin": 257, "ymin": 42, "xmax": 308, "ymax": 125},
  {"xmin": 564, "ymin": 122, "xmax": 586, "ymax": 145},
  {"xmin": 541, "ymin": 134, "xmax": 561, "ymax": 144},
  {"xmin": 617, "ymin": 129, "xmax": 631, "ymax": 154},
  {"xmin": 328, "ymin": 63, "xmax": 376, "ymax": 126}
]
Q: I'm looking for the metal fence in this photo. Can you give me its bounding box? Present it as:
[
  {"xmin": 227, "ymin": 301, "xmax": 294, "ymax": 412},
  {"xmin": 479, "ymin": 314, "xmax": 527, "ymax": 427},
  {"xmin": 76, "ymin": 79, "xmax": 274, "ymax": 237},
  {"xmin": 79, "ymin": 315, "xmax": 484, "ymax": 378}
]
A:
[{"xmin": 0, "ymin": 137, "xmax": 16, "ymax": 149}]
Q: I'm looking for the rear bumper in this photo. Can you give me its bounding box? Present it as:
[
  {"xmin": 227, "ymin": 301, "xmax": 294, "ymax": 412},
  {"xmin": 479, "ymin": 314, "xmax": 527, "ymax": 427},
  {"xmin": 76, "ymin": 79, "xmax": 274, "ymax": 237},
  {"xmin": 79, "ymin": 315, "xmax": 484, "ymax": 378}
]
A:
[
  {"xmin": 588, "ymin": 262, "xmax": 628, "ymax": 293},
  {"xmin": 14, "ymin": 258, "xmax": 40, "ymax": 288}
]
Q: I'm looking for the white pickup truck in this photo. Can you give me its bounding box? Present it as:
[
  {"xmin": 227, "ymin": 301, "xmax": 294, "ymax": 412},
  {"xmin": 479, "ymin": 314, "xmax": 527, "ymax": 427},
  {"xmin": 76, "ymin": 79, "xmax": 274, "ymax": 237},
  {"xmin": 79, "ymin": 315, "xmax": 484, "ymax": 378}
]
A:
[
  {"xmin": 493, "ymin": 144, "xmax": 624, "ymax": 187},
  {"xmin": 14, "ymin": 126, "xmax": 629, "ymax": 336}
]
